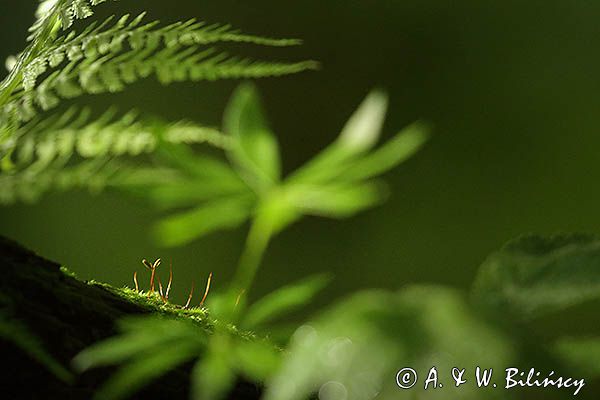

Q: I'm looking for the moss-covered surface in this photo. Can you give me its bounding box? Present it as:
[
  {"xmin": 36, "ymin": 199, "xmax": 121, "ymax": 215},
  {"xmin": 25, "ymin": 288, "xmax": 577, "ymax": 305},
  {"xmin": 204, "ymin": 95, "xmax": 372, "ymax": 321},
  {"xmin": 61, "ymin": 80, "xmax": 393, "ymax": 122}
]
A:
[
  {"xmin": 89, "ymin": 282, "xmax": 210, "ymax": 324},
  {"xmin": 0, "ymin": 235, "xmax": 261, "ymax": 400}
]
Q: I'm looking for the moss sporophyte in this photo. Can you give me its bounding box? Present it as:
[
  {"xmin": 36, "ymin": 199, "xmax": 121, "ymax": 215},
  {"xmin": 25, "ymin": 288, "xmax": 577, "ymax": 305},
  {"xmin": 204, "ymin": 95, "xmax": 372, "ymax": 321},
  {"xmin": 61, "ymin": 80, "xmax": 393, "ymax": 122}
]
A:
[{"xmin": 134, "ymin": 258, "xmax": 212, "ymax": 309}]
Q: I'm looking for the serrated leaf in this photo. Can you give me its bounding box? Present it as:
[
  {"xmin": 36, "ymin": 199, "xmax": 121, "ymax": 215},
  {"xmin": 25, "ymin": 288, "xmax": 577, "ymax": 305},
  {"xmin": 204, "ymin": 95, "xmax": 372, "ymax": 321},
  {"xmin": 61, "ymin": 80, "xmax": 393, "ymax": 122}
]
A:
[
  {"xmin": 224, "ymin": 83, "xmax": 281, "ymax": 190},
  {"xmin": 153, "ymin": 194, "xmax": 255, "ymax": 247},
  {"xmin": 472, "ymin": 234, "xmax": 600, "ymax": 319},
  {"xmin": 243, "ymin": 274, "xmax": 331, "ymax": 328}
]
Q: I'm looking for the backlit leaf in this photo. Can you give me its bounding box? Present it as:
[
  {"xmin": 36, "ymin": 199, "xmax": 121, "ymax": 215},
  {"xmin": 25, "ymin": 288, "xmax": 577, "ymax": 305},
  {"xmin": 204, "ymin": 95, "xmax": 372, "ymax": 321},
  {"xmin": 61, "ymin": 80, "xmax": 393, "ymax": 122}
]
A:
[
  {"xmin": 289, "ymin": 91, "xmax": 388, "ymax": 185},
  {"xmin": 243, "ymin": 274, "xmax": 331, "ymax": 328},
  {"xmin": 153, "ymin": 194, "xmax": 255, "ymax": 246},
  {"xmin": 224, "ymin": 83, "xmax": 281, "ymax": 190},
  {"xmin": 339, "ymin": 121, "xmax": 430, "ymax": 182}
]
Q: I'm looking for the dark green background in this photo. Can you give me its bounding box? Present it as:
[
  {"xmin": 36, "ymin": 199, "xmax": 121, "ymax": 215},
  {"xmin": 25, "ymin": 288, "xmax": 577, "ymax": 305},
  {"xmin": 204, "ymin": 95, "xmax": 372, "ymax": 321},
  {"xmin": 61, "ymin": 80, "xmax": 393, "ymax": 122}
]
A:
[{"xmin": 2, "ymin": 0, "xmax": 600, "ymax": 306}]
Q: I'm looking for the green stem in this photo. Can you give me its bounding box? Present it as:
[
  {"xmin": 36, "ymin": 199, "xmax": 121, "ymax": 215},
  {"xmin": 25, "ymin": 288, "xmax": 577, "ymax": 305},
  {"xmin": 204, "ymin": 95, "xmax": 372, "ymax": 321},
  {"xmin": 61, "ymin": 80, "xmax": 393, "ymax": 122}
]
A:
[
  {"xmin": 0, "ymin": 3, "xmax": 62, "ymax": 107},
  {"xmin": 229, "ymin": 211, "xmax": 274, "ymax": 311}
]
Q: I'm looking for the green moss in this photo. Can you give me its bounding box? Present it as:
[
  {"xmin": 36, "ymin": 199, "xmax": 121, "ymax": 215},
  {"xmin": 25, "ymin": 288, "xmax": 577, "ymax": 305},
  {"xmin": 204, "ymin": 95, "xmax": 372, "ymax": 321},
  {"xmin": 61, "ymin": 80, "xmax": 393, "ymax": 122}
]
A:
[
  {"xmin": 84, "ymin": 280, "xmax": 260, "ymax": 342},
  {"xmin": 89, "ymin": 280, "xmax": 207, "ymax": 316},
  {"xmin": 59, "ymin": 265, "xmax": 78, "ymax": 279}
]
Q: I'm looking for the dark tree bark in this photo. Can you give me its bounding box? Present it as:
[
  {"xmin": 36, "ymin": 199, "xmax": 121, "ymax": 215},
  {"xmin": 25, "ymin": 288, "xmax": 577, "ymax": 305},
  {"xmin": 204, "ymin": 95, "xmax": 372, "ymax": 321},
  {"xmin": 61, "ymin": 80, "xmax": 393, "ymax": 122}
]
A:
[{"xmin": 0, "ymin": 236, "xmax": 260, "ymax": 400}]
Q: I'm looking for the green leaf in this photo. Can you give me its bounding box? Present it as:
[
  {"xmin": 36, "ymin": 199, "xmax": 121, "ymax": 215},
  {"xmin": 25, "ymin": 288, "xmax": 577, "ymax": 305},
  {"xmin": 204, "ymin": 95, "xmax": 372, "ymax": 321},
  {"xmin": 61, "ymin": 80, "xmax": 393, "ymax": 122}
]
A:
[
  {"xmin": 339, "ymin": 121, "xmax": 430, "ymax": 182},
  {"xmin": 153, "ymin": 194, "xmax": 255, "ymax": 247},
  {"xmin": 157, "ymin": 144, "xmax": 239, "ymax": 183},
  {"xmin": 243, "ymin": 274, "xmax": 331, "ymax": 328},
  {"xmin": 191, "ymin": 335, "xmax": 236, "ymax": 400},
  {"xmin": 289, "ymin": 91, "xmax": 388, "ymax": 185},
  {"xmin": 145, "ymin": 180, "xmax": 249, "ymax": 210},
  {"xmin": 235, "ymin": 340, "xmax": 282, "ymax": 381},
  {"xmin": 265, "ymin": 286, "xmax": 512, "ymax": 400},
  {"xmin": 287, "ymin": 182, "xmax": 386, "ymax": 218},
  {"xmin": 337, "ymin": 90, "xmax": 388, "ymax": 153},
  {"xmin": 93, "ymin": 341, "xmax": 201, "ymax": 400},
  {"xmin": 73, "ymin": 333, "xmax": 166, "ymax": 371},
  {"xmin": 143, "ymin": 144, "xmax": 250, "ymax": 209},
  {"xmin": 472, "ymin": 234, "xmax": 600, "ymax": 319},
  {"xmin": 553, "ymin": 337, "xmax": 600, "ymax": 378},
  {"xmin": 73, "ymin": 316, "xmax": 208, "ymax": 371},
  {"xmin": 224, "ymin": 83, "xmax": 281, "ymax": 190}
]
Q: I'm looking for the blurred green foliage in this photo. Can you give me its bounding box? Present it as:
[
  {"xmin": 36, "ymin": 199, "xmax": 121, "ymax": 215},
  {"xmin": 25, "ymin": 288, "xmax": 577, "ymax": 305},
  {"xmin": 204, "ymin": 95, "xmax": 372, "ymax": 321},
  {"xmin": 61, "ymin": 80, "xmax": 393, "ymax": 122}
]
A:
[
  {"xmin": 4, "ymin": 1, "xmax": 600, "ymax": 307},
  {"xmin": 472, "ymin": 233, "xmax": 600, "ymax": 319},
  {"xmin": 75, "ymin": 234, "xmax": 600, "ymax": 400},
  {"xmin": 3, "ymin": 1, "xmax": 600, "ymax": 399}
]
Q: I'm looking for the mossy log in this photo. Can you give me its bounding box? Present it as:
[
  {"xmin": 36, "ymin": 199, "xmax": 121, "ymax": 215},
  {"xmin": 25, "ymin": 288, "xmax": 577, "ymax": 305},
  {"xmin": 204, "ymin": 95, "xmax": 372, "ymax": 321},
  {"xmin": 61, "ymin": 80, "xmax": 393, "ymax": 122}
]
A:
[{"xmin": 0, "ymin": 236, "xmax": 260, "ymax": 399}]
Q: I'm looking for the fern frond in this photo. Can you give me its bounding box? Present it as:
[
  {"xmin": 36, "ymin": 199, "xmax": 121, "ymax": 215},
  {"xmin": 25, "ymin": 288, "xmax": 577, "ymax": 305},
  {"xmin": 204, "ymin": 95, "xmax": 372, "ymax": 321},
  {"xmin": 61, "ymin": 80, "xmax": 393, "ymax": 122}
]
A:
[
  {"xmin": 0, "ymin": 0, "xmax": 114, "ymax": 103},
  {"xmin": 0, "ymin": 157, "xmax": 178, "ymax": 205},
  {"xmin": 3, "ymin": 12, "xmax": 317, "ymax": 122},
  {"xmin": 0, "ymin": 105, "xmax": 229, "ymax": 205},
  {"xmin": 29, "ymin": 0, "xmax": 115, "ymax": 41},
  {"xmin": 1, "ymin": 107, "xmax": 230, "ymax": 173},
  {"xmin": 0, "ymin": 157, "xmax": 113, "ymax": 204},
  {"xmin": 0, "ymin": 2, "xmax": 316, "ymax": 207}
]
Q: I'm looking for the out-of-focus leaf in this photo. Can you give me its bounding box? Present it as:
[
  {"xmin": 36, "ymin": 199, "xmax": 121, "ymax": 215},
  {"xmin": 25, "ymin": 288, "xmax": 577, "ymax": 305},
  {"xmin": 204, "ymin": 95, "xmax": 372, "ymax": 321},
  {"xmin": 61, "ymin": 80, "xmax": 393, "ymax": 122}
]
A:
[
  {"xmin": 553, "ymin": 337, "xmax": 600, "ymax": 378},
  {"xmin": 191, "ymin": 334, "xmax": 236, "ymax": 400},
  {"xmin": 144, "ymin": 180, "xmax": 249, "ymax": 210},
  {"xmin": 75, "ymin": 317, "xmax": 207, "ymax": 400},
  {"xmin": 145, "ymin": 85, "xmax": 427, "ymax": 251},
  {"xmin": 153, "ymin": 194, "xmax": 255, "ymax": 247},
  {"xmin": 383, "ymin": 287, "xmax": 514, "ymax": 400},
  {"xmin": 235, "ymin": 340, "xmax": 282, "ymax": 381},
  {"xmin": 73, "ymin": 316, "xmax": 208, "ymax": 371},
  {"xmin": 224, "ymin": 83, "xmax": 281, "ymax": 190},
  {"xmin": 158, "ymin": 144, "xmax": 241, "ymax": 184},
  {"xmin": 289, "ymin": 91, "xmax": 388, "ymax": 185},
  {"xmin": 265, "ymin": 291, "xmax": 402, "ymax": 400},
  {"xmin": 146, "ymin": 146, "xmax": 249, "ymax": 208},
  {"xmin": 0, "ymin": 314, "xmax": 73, "ymax": 383},
  {"xmin": 265, "ymin": 286, "xmax": 512, "ymax": 400},
  {"xmin": 253, "ymin": 189, "xmax": 301, "ymax": 236},
  {"xmin": 73, "ymin": 333, "xmax": 167, "ymax": 371},
  {"xmin": 339, "ymin": 121, "xmax": 430, "ymax": 182},
  {"xmin": 93, "ymin": 341, "xmax": 202, "ymax": 400},
  {"xmin": 337, "ymin": 90, "xmax": 388, "ymax": 153},
  {"xmin": 243, "ymin": 274, "xmax": 331, "ymax": 329},
  {"xmin": 472, "ymin": 234, "xmax": 600, "ymax": 319},
  {"xmin": 287, "ymin": 182, "xmax": 386, "ymax": 218}
]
